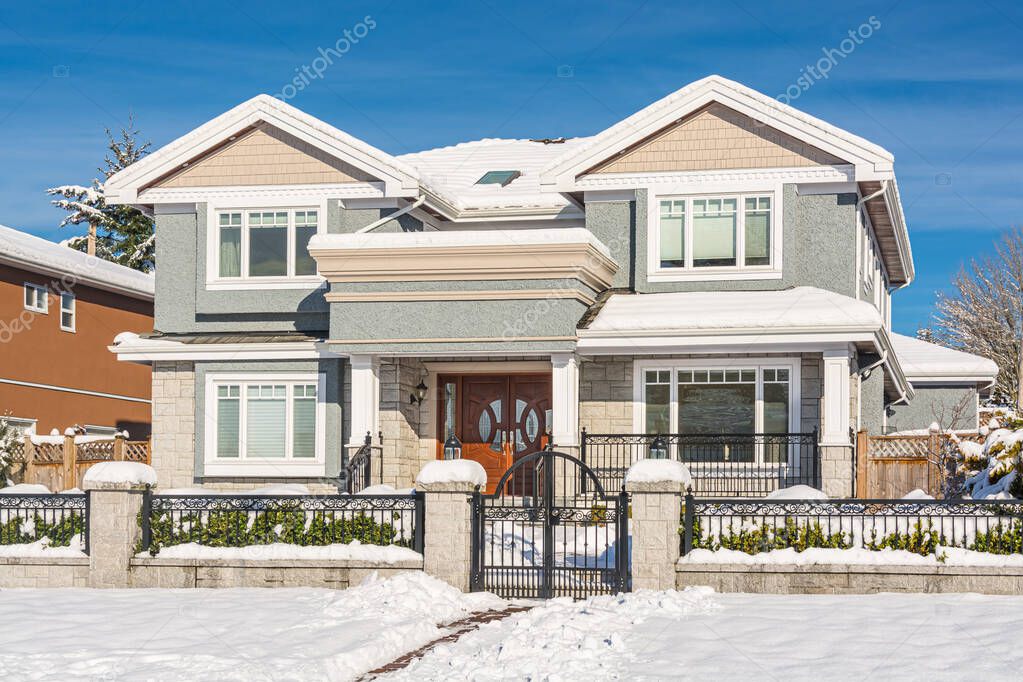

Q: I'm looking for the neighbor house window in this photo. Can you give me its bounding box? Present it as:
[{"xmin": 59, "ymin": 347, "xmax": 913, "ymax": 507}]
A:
[
  {"xmin": 656, "ymin": 194, "xmax": 774, "ymax": 272},
  {"xmin": 60, "ymin": 292, "xmax": 75, "ymax": 332},
  {"xmin": 209, "ymin": 376, "xmax": 322, "ymax": 465},
  {"xmin": 216, "ymin": 208, "xmax": 319, "ymax": 279},
  {"xmin": 24, "ymin": 283, "xmax": 47, "ymax": 313}
]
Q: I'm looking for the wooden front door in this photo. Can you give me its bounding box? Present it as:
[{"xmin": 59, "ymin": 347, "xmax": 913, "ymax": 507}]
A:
[{"xmin": 438, "ymin": 374, "xmax": 552, "ymax": 493}]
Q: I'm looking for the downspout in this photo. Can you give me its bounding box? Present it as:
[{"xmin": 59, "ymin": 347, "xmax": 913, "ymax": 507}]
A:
[{"xmin": 354, "ymin": 195, "xmax": 426, "ymax": 234}]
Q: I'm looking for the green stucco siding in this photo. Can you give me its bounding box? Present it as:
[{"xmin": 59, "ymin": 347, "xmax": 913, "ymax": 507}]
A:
[{"xmin": 889, "ymin": 386, "xmax": 979, "ymax": 433}]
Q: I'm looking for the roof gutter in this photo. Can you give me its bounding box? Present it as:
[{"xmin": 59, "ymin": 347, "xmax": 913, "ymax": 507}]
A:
[{"xmin": 355, "ymin": 195, "xmax": 426, "ymax": 233}]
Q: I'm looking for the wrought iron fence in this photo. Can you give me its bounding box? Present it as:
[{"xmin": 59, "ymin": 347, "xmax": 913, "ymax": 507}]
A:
[
  {"xmin": 139, "ymin": 490, "xmax": 424, "ymax": 556},
  {"xmin": 0, "ymin": 493, "xmax": 88, "ymax": 553},
  {"xmin": 338, "ymin": 431, "xmax": 383, "ymax": 494},
  {"xmin": 582, "ymin": 430, "xmax": 820, "ymax": 497},
  {"xmin": 681, "ymin": 495, "xmax": 1023, "ymax": 557}
]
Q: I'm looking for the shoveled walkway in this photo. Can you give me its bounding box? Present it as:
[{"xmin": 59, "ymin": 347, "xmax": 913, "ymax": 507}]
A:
[{"xmin": 360, "ymin": 605, "xmax": 533, "ymax": 678}]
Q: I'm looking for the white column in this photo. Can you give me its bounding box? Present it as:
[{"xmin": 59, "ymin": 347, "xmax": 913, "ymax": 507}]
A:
[
  {"xmin": 551, "ymin": 353, "xmax": 580, "ymax": 447},
  {"xmin": 822, "ymin": 348, "xmax": 852, "ymax": 446},
  {"xmin": 348, "ymin": 354, "xmax": 380, "ymax": 446}
]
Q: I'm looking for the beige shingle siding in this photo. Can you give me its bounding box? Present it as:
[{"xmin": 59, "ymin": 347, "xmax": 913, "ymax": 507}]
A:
[
  {"xmin": 152, "ymin": 124, "xmax": 377, "ymax": 188},
  {"xmin": 589, "ymin": 103, "xmax": 846, "ymax": 174}
]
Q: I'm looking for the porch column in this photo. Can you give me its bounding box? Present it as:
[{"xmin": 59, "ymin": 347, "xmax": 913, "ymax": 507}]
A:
[
  {"xmin": 821, "ymin": 348, "xmax": 854, "ymax": 497},
  {"xmin": 551, "ymin": 353, "xmax": 579, "ymax": 448},
  {"xmin": 348, "ymin": 354, "xmax": 380, "ymax": 447}
]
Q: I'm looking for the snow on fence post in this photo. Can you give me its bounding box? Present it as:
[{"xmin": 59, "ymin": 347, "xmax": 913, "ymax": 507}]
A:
[
  {"xmin": 82, "ymin": 462, "xmax": 158, "ymax": 588},
  {"xmin": 414, "ymin": 460, "xmax": 486, "ymax": 592},
  {"xmin": 625, "ymin": 459, "xmax": 692, "ymax": 591}
]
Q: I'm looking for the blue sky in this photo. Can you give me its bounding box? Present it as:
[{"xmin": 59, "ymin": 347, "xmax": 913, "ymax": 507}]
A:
[{"xmin": 1, "ymin": 0, "xmax": 1020, "ymax": 335}]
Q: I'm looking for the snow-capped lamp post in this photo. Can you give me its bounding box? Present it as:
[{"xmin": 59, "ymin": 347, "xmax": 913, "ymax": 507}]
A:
[{"xmin": 625, "ymin": 458, "xmax": 693, "ymax": 591}]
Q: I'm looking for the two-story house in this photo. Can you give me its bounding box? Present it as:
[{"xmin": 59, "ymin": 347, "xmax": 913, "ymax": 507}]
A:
[
  {"xmin": 105, "ymin": 76, "xmax": 996, "ymax": 496},
  {"xmin": 0, "ymin": 224, "xmax": 154, "ymax": 437}
]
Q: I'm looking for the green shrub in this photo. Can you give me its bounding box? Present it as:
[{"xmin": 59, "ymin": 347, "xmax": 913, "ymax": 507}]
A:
[
  {"xmin": 0, "ymin": 512, "xmax": 84, "ymax": 547},
  {"xmin": 866, "ymin": 521, "xmax": 943, "ymax": 556},
  {"xmin": 692, "ymin": 517, "xmax": 850, "ymax": 555},
  {"xmin": 140, "ymin": 504, "xmax": 405, "ymax": 556},
  {"xmin": 970, "ymin": 519, "xmax": 1023, "ymax": 555}
]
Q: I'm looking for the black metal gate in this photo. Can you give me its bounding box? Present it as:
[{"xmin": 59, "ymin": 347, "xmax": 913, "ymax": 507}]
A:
[{"xmin": 470, "ymin": 447, "xmax": 630, "ymax": 599}]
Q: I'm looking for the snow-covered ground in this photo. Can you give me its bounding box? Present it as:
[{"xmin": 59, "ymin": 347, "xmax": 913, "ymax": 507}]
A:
[
  {"xmin": 386, "ymin": 589, "xmax": 1023, "ymax": 680},
  {"xmin": 4, "ymin": 576, "xmax": 1022, "ymax": 680},
  {"xmin": 0, "ymin": 573, "xmax": 503, "ymax": 681}
]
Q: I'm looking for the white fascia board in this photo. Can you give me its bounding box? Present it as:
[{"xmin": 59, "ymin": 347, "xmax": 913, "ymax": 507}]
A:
[
  {"xmin": 540, "ymin": 76, "xmax": 894, "ymax": 188},
  {"xmin": 884, "ymin": 178, "xmax": 915, "ymax": 285},
  {"xmin": 109, "ymin": 341, "xmax": 341, "ymax": 362},
  {"xmin": 575, "ymin": 330, "xmax": 877, "ymax": 355},
  {"xmin": 908, "ymin": 375, "xmax": 998, "ymax": 385},
  {"xmin": 873, "ymin": 329, "xmax": 914, "ymax": 402},
  {"xmin": 564, "ymin": 165, "xmax": 854, "ymax": 194},
  {"xmin": 105, "ymin": 95, "xmax": 420, "ymax": 203},
  {"xmin": 138, "ymin": 182, "xmax": 396, "ymax": 205}
]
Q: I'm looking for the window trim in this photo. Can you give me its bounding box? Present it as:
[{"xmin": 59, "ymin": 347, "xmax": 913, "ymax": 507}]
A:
[
  {"xmin": 23, "ymin": 283, "xmax": 48, "ymax": 313},
  {"xmin": 203, "ymin": 372, "xmax": 327, "ymax": 477},
  {"xmin": 632, "ymin": 356, "xmax": 802, "ymax": 437},
  {"xmin": 59, "ymin": 292, "xmax": 75, "ymax": 332},
  {"xmin": 205, "ymin": 198, "xmax": 328, "ymax": 290},
  {"xmin": 647, "ymin": 185, "xmax": 784, "ymax": 282}
]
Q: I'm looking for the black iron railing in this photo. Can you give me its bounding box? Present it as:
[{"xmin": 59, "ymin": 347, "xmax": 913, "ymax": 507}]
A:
[
  {"xmin": 0, "ymin": 492, "xmax": 88, "ymax": 553},
  {"xmin": 338, "ymin": 431, "xmax": 383, "ymax": 494},
  {"xmin": 681, "ymin": 496, "xmax": 1023, "ymax": 557},
  {"xmin": 139, "ymin": 490, "xmax": 424, "ymax": 556},
  {"xmin": 581, "ymin": 430, "xmax": 820, "ymax": 497}
]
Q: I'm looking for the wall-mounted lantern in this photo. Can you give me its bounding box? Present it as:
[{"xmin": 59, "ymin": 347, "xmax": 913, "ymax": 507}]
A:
[
  {"xmin": 444, "ymin": 434, "xmax": 462, "ymax": 460},
  {"xmin": 410, "ymin": 380, "xmax": 428, "ymax": 405}
]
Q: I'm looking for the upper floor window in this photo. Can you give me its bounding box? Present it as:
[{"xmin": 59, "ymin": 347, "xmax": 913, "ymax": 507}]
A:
[
  {"xmin": 24, "ymin": 283, "xmax": 47, "ymax": 313},
  {"xmin": 216, "ymin": 208, "xmax": 319, "ymax": 280},
  {"xmin": 652, "ymin": 193, "xmax": 777, "ymax": 279},
  {"xmin": 60, "ymin": 292, "xmax": 75, "ymax": 332}
]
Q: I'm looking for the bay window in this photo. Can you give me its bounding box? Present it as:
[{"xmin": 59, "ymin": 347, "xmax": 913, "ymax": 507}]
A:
[
  {"xmin": 655, "ymin": 193, "xmax": 776, "ymax": 274},
  {"xmin": 215, "ymin": 208, "xmax": 320, "ymax": 280},
  {"xmin": 206, "ymin": 374, "xmax": 325, "ymax": 475}
]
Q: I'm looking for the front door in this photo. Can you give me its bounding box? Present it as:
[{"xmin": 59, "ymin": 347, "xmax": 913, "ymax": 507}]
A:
[{"xmin": 438, "ymin": 374, "xmax": 552, "ymax": 493}]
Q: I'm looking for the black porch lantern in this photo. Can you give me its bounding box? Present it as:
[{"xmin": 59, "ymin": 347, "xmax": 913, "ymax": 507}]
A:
[
  {"xmin": 649, "ymin": 435, "xmax": 669, "ymax": 460},
  {"xmin": 410, "ymin": 380, "xmax": 428, "ymax": 405},
  {"xmin": 443, "ymin": 433, "xmax": 462, "ymax": 460}
]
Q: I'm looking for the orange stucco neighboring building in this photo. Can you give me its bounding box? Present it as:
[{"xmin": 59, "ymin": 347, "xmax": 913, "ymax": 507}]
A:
[{"xmin": 0, "ymin": 225, "xmax": 154, "ymax": 436}]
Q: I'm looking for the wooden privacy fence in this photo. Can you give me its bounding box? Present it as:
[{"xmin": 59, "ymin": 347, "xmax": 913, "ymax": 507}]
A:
[
  {"xmin": 855, "ymin": 430, "xmax": 984, "ymax": 499},
  {"xmin": 17, "ymin": 435, "xmax": 151, "ymax": 491}
]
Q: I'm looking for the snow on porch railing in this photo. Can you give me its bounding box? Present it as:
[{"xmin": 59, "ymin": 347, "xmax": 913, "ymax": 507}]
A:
[
  {"xmin": 138, "ymin": 490, "xmax": 425, "ymax": 557},
  {"xmin": 0, "ymin": 491, "xmax": 88, "ymax": 554},
  {"xmin": 680, "ymin": 495, "xmax": 1023, "ymax": 560}
]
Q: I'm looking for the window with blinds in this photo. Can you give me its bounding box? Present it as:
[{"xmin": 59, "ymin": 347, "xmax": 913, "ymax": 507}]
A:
[
  {"xmin": 212, "ymin": 379, "xmax": 320, "ymax": 461},
  {"xmin": 655, "ymin": 193, "xmax": 774, "ymax": 273}
]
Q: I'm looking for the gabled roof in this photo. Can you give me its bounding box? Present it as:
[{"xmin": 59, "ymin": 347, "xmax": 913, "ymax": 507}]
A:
[
  {"xmin": 540, "ymin": 75, "xmax": 895, "ymax": 187},
  {"xmin": 890, "ymin": 333, "xmax": 998, "ymax": 384},
  {"xmin": 0, "ymin": 224, "xmax": 154, "ymax": 300},
  {"xmin": 105, "ymin": 95, "xmax": 421, "ymax": 203}
]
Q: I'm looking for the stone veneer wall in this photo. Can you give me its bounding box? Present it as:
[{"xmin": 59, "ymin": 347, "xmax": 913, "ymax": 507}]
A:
[
  {"xmin": 130, "ymin": 558, "xmax": 421, "ymax": 588},
  {"xmin": 0, "ymin": 558, "xmax": 89, "ymax": 587},
  {"xmin": 151, "ymin": 361, "xmax": 196, "ymax": 489},
  {"xmin": 379, "ymin": 358, "xmax": 429, "ymax": 488}
]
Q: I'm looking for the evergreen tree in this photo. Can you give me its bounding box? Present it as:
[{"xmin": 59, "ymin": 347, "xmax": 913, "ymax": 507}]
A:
[{"xmin": 47, "ymin": 115, "xmax": 155, "ymax": 272}]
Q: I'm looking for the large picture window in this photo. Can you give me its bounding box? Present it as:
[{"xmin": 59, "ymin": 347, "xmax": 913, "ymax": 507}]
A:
[
  {"xmin": 655, "ymin": 193, "xmax": 775, "ymax": 274},
  {"xmin": 215, "ymin": 208, "xmax": 320, "ymax": 280},
  {"xmin": 638, "ymin": 360, "xmax": 799, "ymax": 464},
  {"xmin": 206, "ymin": 374, "xmax": 325, "ymax": 475}
]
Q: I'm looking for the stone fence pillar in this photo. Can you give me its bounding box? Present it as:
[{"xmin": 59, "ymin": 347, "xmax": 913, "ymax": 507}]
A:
[
  {"xmin": 82, "ymin": 462, "xmax": 157, "ymax": 588},
  {"xmin": 625, "ymin": 459, "xmax": 690, "ymax": 591},
  {"xmin": 415, "ymin": 460, "xmax": 485, "ymax": 592}
]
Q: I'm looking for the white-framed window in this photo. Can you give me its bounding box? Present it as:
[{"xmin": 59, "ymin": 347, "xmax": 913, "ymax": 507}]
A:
[
  {"xmin": 204, "ymin": 373, "xmax": 326, "ymax": 477},
  {"xmin": 635, "ymin": 358, "xmax": 801, "ymax": 465},
  {"xmin": 59, "ymin": 292, "xmax": 75, "ymax": 332},
  {"xmin": 3, "ymin": 416, "xmax": 36, "ymax": 435},
  {"xmin": 213, "ymin": 207, "xmax": 320, "ymax": 282},
  {"xmin": 24, "ymin": 283, "xmax": 48, "ymax": 313},
  {"xmin": 649, "ymin": 190, "xmax": 782, "ymax": 281}
]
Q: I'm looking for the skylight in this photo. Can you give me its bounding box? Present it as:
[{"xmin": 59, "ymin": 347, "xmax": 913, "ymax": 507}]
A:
[{"xmin": 476, "ymin": 170, "xmax": 521, "ymax": 187}]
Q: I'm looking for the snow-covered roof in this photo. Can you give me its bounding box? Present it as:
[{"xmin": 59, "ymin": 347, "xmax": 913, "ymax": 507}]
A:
[
  {"xmin": 397, "ymin": 138, "xmax": 592, "ymax": 215},
  {"xmin": 308, "ymin": 226, "xmax": 612, "ymax": 258},
  {"xmin": 890, "ymin": 333, "xmax": 998, "ymax": 384},
  {"xmin": 0, "ymin": 224, "xmax": 154, "ymax": 300},
  {"xmin": 582, "ymin": 287, "xmax": 882, "ymax": 335}
]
